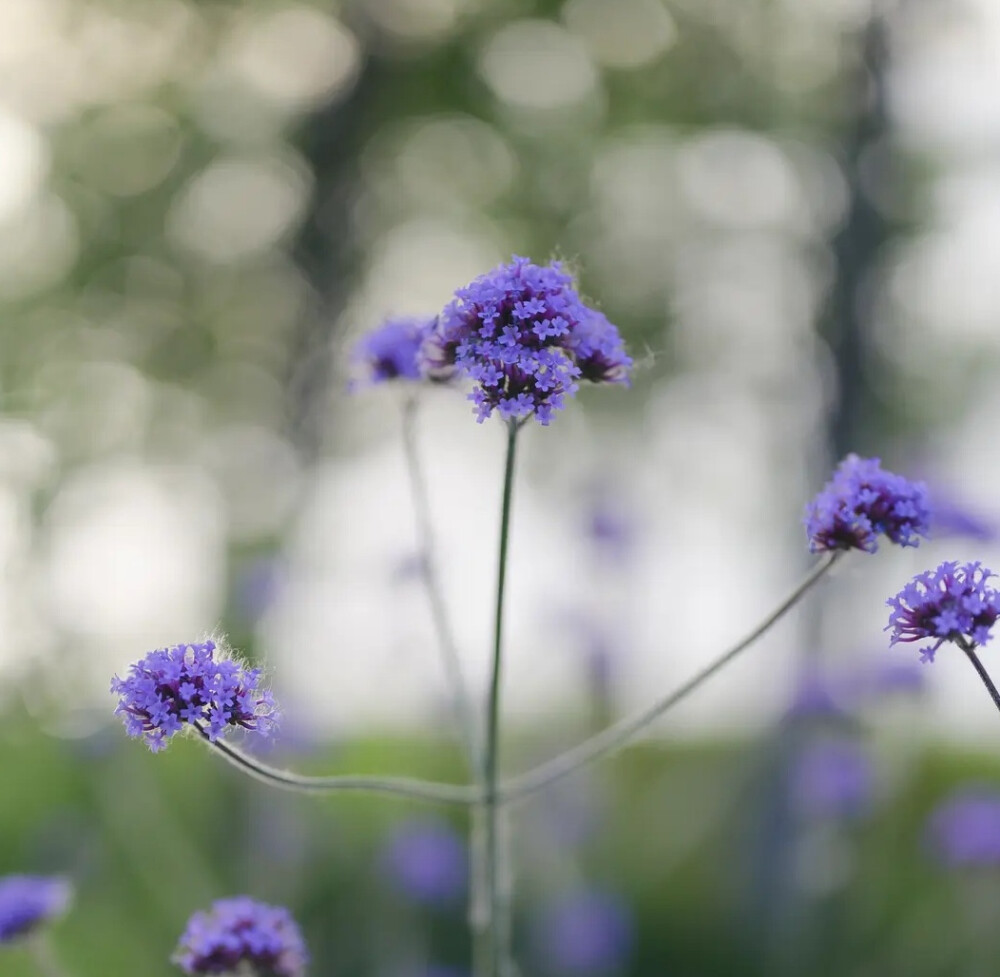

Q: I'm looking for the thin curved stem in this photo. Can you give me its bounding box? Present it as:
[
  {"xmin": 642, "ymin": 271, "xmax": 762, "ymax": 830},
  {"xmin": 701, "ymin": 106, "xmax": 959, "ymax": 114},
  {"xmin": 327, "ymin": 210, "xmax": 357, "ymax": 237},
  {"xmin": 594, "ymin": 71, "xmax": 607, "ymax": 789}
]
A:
[
  {"xmin": 482, "ymin": 420, "xmax": 519, "ymax": 977},
  {"xmin": 196, "ymin": 726, "xmax": 478, "ymax": 805},
  {"xmin": 401, "ymin": 396, "xmax": 481, "ymax": 773},
  {"xmin": 500, "ymin": 551, "xmax": 842, "ymax": 803},
  {"xmin": 958, "ymin": 639, "xmax": 1000, "ymax": 716}
]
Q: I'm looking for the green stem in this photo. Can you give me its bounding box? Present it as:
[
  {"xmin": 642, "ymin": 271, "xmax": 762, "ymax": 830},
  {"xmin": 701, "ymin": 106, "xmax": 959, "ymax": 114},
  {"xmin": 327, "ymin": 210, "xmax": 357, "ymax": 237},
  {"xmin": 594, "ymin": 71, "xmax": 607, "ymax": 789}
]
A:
[
  {"xmin": 499, "ymin": 551, "xmax": 841, "ymax": 803},
  {"xmin": 197, "ymin": 727, "xmax": 477, "ymax": 805},
  {"xmin": 401, "ymin": 396, "xmax": 481, "ymax": 773},
  {"xmin": 482, "ymin": 420, "xmax": 520, "ymax": 977}
]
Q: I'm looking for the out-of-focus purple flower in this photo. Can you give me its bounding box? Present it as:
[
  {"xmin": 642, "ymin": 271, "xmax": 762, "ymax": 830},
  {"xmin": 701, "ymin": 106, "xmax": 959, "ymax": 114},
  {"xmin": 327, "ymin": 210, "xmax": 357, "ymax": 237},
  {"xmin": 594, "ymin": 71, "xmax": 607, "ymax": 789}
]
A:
[
  {"xmin": 584, "ymin": 496, "xmax": 635, "ymax": 566},
  {"xmin": 535, "ymin": 889, "xmax": 633, "ymax": 975},
  {"xmin": 234, "ymin": 557, "xmax": 285, "ymax": 624},
  {"xmin": 173, "ymin": 897, "xmax": 307, "ymax": 976},
  {"xmin": 564, "ymin": 311, "xmax": 632, "ymax": 386},
  {"xmin": 791, "ymin": 738, "xmax": 873, "ymax": 821},
  {"xmin": 351, "ymin": 317, "xmax": 435, "ymax": 387},
  {"xmin": 864, "ymin": 658, "xmax": 927, "ymax": 697},
  {"xmin": 930, "ymin": 495, "xmax": 998, "ymax": 543},
  {"xmin": 381, "ymin": 819, "xmax": 467, "ymax": 907},
  {"xmin": 927, "ymin": 789, "xmax": 1000, "ymax": 868},
  {"xmin": 111, "ymin": 641, "xmax": 280, "ymax": 752},
  {"xmin": 422, "ymin": 256, "xmax": 630, "ymax": 425},
  {"xmin": 785, "ymin": 670, "xmax": 846, "ymax": 721},
  {"xmin": 804, "ymin": 454, "xmax": 930, "ymax": 554},
  {"xmin": 886, "ymin": 561, "xmax": 1000, "ymax": 663},
  {"xmin": 0, "ymin": 876, "xmax": 71, "ymax": 943}
]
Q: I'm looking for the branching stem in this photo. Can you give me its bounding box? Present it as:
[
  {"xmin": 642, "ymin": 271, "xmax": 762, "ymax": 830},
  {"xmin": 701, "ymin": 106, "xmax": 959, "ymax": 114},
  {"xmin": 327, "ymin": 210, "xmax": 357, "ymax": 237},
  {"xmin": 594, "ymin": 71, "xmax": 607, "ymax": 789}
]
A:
[{"xmin": 498, "ymin": 551, "xmax": 842, "ymax": 803}]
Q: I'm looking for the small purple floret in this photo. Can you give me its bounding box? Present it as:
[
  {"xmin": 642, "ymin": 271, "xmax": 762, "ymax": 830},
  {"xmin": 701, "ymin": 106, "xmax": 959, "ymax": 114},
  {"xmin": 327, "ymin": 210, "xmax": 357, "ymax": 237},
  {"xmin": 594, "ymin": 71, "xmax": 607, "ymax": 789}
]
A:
[
  {"xmin": 173, "ymin": 897, "xmax": 308, "ymax": 976},
  {"xmin": 110, "ymin": 641, "xmax": 280, "ymax": 752},
  {"xmin": 422, "ymin": 256, "xmax": 631, "ymax": 425},
  {"xmin": 928, "ymin": 789, "xmax": 1000, "ymax": 868},
  {"xmin": 0, "ymin": 876, "xmax": 71, "ymax": 943},
  {"xmin": 804, "ymin": 454, "xmax": 930, "ymax": 554},
  {"xmin": 351, "ymin": 317, "xmax": 436, "ymax": 386},
  {"xmin": 886, "ymin": 561, "xmax": 1000, "ymax": 663}
]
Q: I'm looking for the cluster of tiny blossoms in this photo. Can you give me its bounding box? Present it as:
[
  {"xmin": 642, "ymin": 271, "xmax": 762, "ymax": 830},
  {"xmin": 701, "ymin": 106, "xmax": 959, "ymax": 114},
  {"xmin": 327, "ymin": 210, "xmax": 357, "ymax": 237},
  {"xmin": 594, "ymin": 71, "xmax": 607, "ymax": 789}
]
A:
[
  {"xmin": 804, "ymin": 454, "xmax": 930, "ymax": 554},
  {"xmin": 173, "ymin": 897, "xmax": 308, "ymax": 977},
  {"xmin": 886, "ymin": 561, "xmax": 1000, "ymax": 663},
  {"xmin": 110, "ymin": 640, "xmax": 279, "ymax": 752},
  {"xmin": 353, "ymin": 256, "xmax": 631, "ymax": 424}
]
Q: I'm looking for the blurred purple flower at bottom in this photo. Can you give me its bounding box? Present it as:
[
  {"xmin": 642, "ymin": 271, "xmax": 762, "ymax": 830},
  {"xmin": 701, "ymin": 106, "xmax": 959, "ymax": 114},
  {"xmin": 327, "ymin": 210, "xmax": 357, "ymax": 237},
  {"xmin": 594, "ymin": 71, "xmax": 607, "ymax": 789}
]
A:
[
  {"xmin": 0, "ymin": 875, "xmax": 71, "ymax": 943},
  {"xmin": 381, "ymin": 819, "xmax": 468, "ymax": 907},
  {"xmin": 928, "ymin": 790, "xmax": 1000, "ymax": 868},
  {"xmin": 536, "ymin": 890, "xmax": 634, "ymax": 975},
  {"xmin": 173, "ymin": 896, "xmax": 307, "ymax": 976},
  {"xmin": 791, "ymin": 738, "xmax": 873, "ymax": 821}
]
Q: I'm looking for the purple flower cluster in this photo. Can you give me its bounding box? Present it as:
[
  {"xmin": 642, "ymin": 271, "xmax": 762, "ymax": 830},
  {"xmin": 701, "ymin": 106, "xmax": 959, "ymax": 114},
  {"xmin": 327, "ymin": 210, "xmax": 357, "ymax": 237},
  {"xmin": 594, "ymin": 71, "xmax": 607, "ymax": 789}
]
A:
[
  {"xmin": 804, "ymin": 454, "xmax": 930, "ymax": 554},
  {"xmin": 422, "ymin": 256, "xmax": 631, "ymax": 425},
  {"xmin": 928, "ymin": 789, "xmax": 1000, "ymax": 868},
  {"xmin": 351, "ymin": 317, "xmax": 435, "ymax": 387},
  {"xmin": 0, "ymin": 875, "xmax": 71, "ymax": 943},
  {"xmin": 886, "ymin": 561, "xmax": 1000, "ymax": 663},
  {"xmin": 173, "ymin": 897, "xmax": 308, "ymax": 976},
  {"xmin": 111, "ymin": 641, "xmax": 279, "ymax": 752}
]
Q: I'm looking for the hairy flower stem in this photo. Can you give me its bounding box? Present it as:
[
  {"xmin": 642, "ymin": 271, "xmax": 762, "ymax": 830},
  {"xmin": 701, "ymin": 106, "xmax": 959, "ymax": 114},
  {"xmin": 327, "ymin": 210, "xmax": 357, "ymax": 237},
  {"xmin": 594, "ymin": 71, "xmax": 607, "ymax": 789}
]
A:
[
  {"xmin": 499, "ymin": 551, "xmax": 842, "ymax": 803},
  {"xmin": 959, "ymin": 640, "xmax": 1000, "ymax": 715},
  {"xmin": 479, "ymin": 420, "xmax": 520, "ymax": 977},
  {"xmin": 401, "ymin": 397, "xmax": 481, "ymax": 773},
  {"xmin": 197, "ymin": 726, "xmax": 478, "ymax": 805}
]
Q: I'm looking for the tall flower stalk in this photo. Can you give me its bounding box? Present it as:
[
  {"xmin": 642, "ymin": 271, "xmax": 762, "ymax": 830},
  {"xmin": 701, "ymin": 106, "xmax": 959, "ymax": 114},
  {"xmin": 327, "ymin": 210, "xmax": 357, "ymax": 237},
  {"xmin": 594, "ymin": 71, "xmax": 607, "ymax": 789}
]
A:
[{"xmin": 480, "ymin": 420, "xmax": 520, "ymax": 977}]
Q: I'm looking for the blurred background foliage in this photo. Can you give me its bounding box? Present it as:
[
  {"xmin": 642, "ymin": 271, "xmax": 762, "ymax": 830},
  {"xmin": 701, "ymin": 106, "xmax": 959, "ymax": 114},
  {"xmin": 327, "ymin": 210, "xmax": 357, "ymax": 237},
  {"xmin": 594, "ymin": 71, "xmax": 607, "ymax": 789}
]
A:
[{"xmin": 4, "ymin": 0, "xmax": 1000, "ymax": 974}]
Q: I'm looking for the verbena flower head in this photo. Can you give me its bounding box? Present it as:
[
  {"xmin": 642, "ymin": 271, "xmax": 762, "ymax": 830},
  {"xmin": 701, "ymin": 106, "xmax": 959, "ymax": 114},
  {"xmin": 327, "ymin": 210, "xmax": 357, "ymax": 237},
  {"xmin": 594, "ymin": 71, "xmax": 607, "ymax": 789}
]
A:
[
  {"xmin": 0, "ymin": 875, "xmax": 71, "ymax": 944},
  {"xmin": 173, "ymin": 897, "xmax": 307, "ymax": 976},
  {"xmin": 381, "ymin": 819, "xmax": 467, "ymax": 907},
  {"xmin": 886, "ymin": 561, "xmax": 1000, "ymax": 663},
  {"xmin": 804, "ymin": 454, "xmax": 930, "ymax": 554},
  {"xmin": 111, "ymin": 640, "xmax": 279, "ymax": 752},
  {"xmin": 928, "ymin": 789, "xmax": 1000, "ymax": 868},
  {"xmin": 351, "ymin": 316, "xmax": 435, "ymax": 387},
  {"xmin": 422, "ymin": 256, "xmax": 631, "ymax": 425}
]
